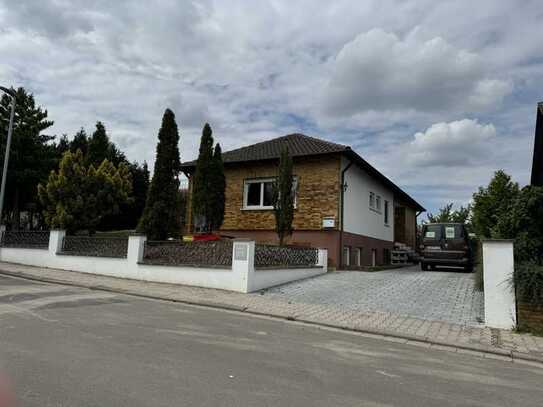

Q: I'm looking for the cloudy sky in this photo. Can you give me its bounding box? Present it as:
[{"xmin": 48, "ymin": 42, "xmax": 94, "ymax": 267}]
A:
[{"xmin": 0, "ymin": 0, "xmax": 541, "ymax": 215}]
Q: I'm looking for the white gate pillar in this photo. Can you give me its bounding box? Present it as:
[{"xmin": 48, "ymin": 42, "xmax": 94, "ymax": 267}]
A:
[{"xmin": 482, "ymin": 240, "xmax": 517, "ymax": 329}]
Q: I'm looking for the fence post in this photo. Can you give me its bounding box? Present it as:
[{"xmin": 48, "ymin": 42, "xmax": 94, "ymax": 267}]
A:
[
  {"xmin": 232, "ymin": 239, "xmax": 255, "ymax": 293},
  {"xmin": 482, "ymin": 240, "xmax": 517, "ymax": 329},
  {"xmin": 317, "ymin": 248, "xmax": 328, "ymax": 272},
  {"xmin": 49, "ymin": 230, "xmax": 66, "ymax": 255},
  {"xmin": 128, "ymin": 234, "xmax": 147, "ymax": 264}
]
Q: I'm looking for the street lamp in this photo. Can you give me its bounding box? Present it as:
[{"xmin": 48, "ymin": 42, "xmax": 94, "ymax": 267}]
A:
[{"xmin": 0, "ymin": 86, "xmax": 16, "ymax": 227}]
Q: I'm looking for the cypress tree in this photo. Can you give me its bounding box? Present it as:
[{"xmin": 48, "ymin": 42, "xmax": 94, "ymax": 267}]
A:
[
  {"xmin": 191, "ymin": 123, "xmax": 215, "ymax": 232},
  {"xmin": 273, "ymin": 147, "xmax": 295, "ymax": 246},
  {"xmin": 137, "ymin": 109, "xmax": 182, "ymax": 240},
  {"xmin": 209, "ymin": 143, "xmax": 226, "ymax": 230}
]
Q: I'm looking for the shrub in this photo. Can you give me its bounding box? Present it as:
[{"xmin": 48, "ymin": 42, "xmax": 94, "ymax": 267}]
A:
[
  {"xmin": 472, "ymin": 239, "xmax": 484, "ymax": 291},
  {"xmin": 513, "ymin": 262, "xmax": 543, "ymax": 305}
]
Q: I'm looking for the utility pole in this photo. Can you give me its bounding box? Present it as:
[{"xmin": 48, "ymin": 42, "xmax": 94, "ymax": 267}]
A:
[{"xmin": 0, "ymin": 86, "xmax": 16, "ymax": 226}]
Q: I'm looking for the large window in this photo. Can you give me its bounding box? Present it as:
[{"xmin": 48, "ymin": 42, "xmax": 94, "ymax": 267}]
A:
[{"xmin": 243, "ymin": 178, "xmax": 297, "ymax": 209}]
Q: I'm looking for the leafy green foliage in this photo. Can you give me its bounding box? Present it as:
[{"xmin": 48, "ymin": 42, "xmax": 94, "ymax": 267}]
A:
[
  {"xmin": 137, "ymin": 109, "xmax": 182, "ymax": 240},
  {"xmin": 471, "ymin": 170, "xmax": 519, "ymax": 238},
  {"xmin": 493, "ymin": 185, "xmax": 543, "ymax": 263},
  {"xmin": 38, "ymin": 150, "xmax": 132, "ymax": 234},
  {"xmin": 192, "ymin": 123, "xmax": 225, "ymax": 232},
  {"xmin": 426, "ymin": 203, "xmax": 471, "ymax": 225},
  {"xmin": 514, "ymin": 262, "xmax": 543, "ymax": 305},
  {"xmin": 273, "ymin": 148, "xmax": 295, "ymax": 246},
  {"xmin": 0, "ymin": 87, "xmax": 56, "ymax": 229},
  {"xmin": 98, "ymin": 161, "xmax": 150, "ymax": 231},
  {"xmin": 472, "ymin": 172, "xmax": 543, "ymax": 306}
]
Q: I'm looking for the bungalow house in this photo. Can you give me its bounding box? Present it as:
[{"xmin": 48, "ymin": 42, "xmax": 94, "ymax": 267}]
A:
[{"xmin": 181, "ymin": 134, "xmax": 425, "ymax": 268}]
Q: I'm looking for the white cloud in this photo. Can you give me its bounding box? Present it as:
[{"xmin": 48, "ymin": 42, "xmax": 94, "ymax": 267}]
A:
[
  {"xmin": 322, "ymin": 28, "xmax": 512, "ymax": 116},
  {"xmin": 0, "ymin": 0, "xmax": 540, "ymax": 215},
  {"xmin": 408, "ymin": 119, "xmax": 496, "ymax": 166}
]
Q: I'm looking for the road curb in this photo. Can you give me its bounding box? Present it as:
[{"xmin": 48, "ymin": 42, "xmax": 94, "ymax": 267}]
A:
[{"xmin": 1, "ymin": 268, "xmax": 542, "ymax": 367}]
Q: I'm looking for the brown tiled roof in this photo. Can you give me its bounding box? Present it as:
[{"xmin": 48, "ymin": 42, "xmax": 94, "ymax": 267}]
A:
[
  {"xmin": 181, "ymin": 133, "xmax": 425, "ymax": 212},
  {"xmin": 181, "ymin": 133, "xmax": 348, "ymax": 167}
]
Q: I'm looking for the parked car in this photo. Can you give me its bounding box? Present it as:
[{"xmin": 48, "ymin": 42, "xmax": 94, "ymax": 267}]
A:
[{"xmin": 419, "ymin": 223, "xmax": 473, "ymax": 272}]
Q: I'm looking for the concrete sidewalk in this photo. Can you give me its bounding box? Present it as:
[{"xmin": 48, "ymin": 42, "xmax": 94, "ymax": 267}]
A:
[{"xmin": 0, "ymin": 261, "xmax": 542, "ymax": 366}]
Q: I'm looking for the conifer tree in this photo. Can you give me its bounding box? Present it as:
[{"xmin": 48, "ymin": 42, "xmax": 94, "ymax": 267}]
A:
[
  {"xmin": 273, "ymin": 148, "xmax": 295, "ymax": 246},
  {"xmin": 209, "ymin": 143, "xmax": 226, "ymax": 230},
  {"xmin": 70, "ymin": 128, "xmax": 89, "ymax": 156},
  {"xmin": 38, "ymin": 150, "xmax": 132, "ymax": 234},
  {"xmin": 191, "ymin": 123, "xmax": 215, "ymax": 232},
  {"xmin": 0, "ymin": 87, "xmax": 55, "ymax": 229},
  {"xmin": 137, "ymin": 109, "xmax": 182, "ymax": 240},
  {"xmin": 87, "ymin": 122, "xmax": 110, "ymax": 166}
]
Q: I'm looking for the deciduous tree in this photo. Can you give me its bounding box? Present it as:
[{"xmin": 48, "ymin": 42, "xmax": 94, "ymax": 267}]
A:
[{"xmin": 471, "ymin": 170, "xmax": 519, "ymax": 238}]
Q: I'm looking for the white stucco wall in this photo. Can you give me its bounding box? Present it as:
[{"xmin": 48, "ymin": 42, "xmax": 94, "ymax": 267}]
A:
[
  {"xmin": 341, "ymin": 157, "xmax": 394, "ymax": 242},
  {"xmin": 0, "ymin": 233, "xmax": 327, "ymax": 293},
  {"xmin": 482, "ymin": 240, "xmax": 517, "ymax": 329}
]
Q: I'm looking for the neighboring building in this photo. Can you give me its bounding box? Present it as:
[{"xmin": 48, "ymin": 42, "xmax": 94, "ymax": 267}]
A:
[
  {"xmin": 531, "ymin": 102, "xmax": 543, "ymax": 187},
  {"xmin": 181, "ymin": 134, "xmax": 425, "ymax": 268}
]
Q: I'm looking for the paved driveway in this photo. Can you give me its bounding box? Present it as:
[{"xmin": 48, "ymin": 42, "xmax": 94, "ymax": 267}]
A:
[{"xmin": 263, "ymin": 266, "xmax": 484, "ymax": 326}]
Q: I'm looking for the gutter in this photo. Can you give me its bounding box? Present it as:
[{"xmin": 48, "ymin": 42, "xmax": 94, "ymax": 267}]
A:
[{"xmin": 339, "ymin": 158, "xmax": 353, "ymax": 269}]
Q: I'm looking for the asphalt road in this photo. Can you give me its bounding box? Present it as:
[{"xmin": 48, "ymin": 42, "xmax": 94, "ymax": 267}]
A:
[{"xmin": 0, "ymin": 274, "xmax": 541, "ymax": 407}]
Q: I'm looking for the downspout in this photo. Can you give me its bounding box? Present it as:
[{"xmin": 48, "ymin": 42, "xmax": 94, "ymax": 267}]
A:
[{"xmin": 339, "ymin": 159, "xmax": 353, "ymax": 269}]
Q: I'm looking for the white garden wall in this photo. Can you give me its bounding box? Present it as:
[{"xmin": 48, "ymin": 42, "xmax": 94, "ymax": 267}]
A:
[{"xmin": 0, "ymin": 231, "xmax": 327, "ymax": 293}]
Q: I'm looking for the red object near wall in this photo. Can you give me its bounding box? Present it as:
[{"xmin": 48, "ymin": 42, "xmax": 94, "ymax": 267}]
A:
[{"xmin": 192, "ymin": 233, "xmax": 221, "ymax": 241}]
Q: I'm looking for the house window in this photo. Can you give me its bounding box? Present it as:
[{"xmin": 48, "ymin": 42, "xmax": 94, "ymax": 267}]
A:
[
  {"xmin": 343, "ymin": 246, "xmax": 350, "ymax": 266},
  {"xmin": 384, "ymin": 200, "xmax": 389, "ymax": 224},
  {"xmin": 369, "ymin": 192, "xmax": 375, "ymax": 209},
  {"xmin": 243, "ymin": 177, "xmax": 297, "ymax": 209},
  {"xmin": 355, "ymin": 248, "xmax": 362, "ymax": 266},
  {"xmin": 376, "ymin": 195, "xmax": 381, "ymax": 211}
]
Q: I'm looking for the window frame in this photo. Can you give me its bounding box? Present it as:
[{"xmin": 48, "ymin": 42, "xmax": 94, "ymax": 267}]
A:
[
  {"xmin": 384, "ymin": 200, "xmax": 389, "ymax": 225},
  {"xmin": 242, "ymin": 177, "xmax": 298, "ymax": 210},
  {"xmin": 369, "ymin": 192, "xmax": 375, "ymax": 209},
  {"xmin": 355, "ymin": 247, "xmax": 361, "ymax": 267},
  {"xmin": 343, "ymin": 246, "xmax": 351, "ymax": 266}
]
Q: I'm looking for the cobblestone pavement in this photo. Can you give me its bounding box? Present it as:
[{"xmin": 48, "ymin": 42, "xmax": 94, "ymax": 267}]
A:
[
  {"xmin": 0, "ymin": 261, "xmax": 541, "ymax": 364},
  {"xmin": 262, "ymin": 267, "xmax": 484, "ymax": 326}
]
